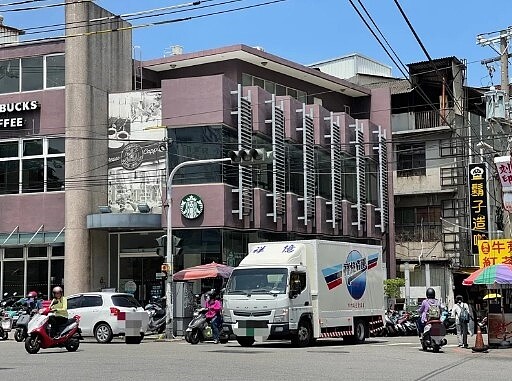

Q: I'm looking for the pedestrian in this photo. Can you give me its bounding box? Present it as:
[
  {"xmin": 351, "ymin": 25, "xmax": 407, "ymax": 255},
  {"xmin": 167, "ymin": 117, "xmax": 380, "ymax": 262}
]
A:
[
  {"xmin": 205, "ymin": 291, "xmax": 222, "ymax": 344},
  {"xmin": 452, "ymin": 295, "xmax": 470, "ymax": 348}
]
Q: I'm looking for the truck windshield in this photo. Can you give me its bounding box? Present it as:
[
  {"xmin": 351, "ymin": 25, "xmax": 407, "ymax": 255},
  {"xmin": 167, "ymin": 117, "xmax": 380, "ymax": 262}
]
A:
[{"xmin": 225, "ymin": 268, "xmax": 288, "ymax": 295}]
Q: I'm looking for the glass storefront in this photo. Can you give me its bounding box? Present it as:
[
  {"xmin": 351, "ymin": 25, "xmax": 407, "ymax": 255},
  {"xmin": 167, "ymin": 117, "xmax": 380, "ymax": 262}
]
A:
[{"xmin": 0, "ymin": 245, "xmax": 64, "ymax": 298}]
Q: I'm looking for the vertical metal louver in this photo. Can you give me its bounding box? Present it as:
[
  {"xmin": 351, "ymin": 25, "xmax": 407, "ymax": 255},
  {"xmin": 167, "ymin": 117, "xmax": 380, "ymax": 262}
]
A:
[
  {"xmin": 325, "ymin": 112, "xmax": 343, "ymax": 228},
  {"xmin": 265, "ymin": 95, "xmax": 286, "ymax": 222},
  {"xmin": 351, "ymin": 120, "xmax": 366, "ymax": 231},
  {"xmin": 230, "ymin": 84, "xmax": 253, "ymax": 220},
  {"xmin": 375, "ymin": 126, "xmax": 389, "ymax": 232},
  {"xmin": 297, "ymin": 105, "xmax": 316, "ymax": 225}
]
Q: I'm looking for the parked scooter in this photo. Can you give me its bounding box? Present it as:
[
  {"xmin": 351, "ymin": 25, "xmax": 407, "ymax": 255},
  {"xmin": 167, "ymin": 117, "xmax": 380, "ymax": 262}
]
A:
[
  {"xmin": 0, "ymin": 292, "xmax": 21, "ymax": 340},
  {"xmin": 145, "ymin": 296, "xmax": 166, "ymax": 334},
  {"xmin": 441, "ymin": 309, "xmax": 456, "ymax": 334},
  {"xmin": 420, "ymin": 319, "xmax": 447, "ymax": 352},
  {"xmin": 14, "ymin": 306, "xmax": 39, "ymax": 342},
  {"xmin": 24, "ymin": 304, "xmax": 82, "ymax": 354}
]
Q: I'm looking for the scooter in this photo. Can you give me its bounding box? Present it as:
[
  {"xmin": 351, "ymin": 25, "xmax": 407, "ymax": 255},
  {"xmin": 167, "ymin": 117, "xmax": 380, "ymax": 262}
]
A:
[
  {"xmin": 24, "ymin": 305, "xmax": 82, "ymax": 354},
  {"xmin": 184, "ymin": 307, "xmax": 228, "ymax": 345},
  {"xmin": 14, "ymin": 306, "xmax": 38, "ymax": 342},
  {"xmin": 420, "ymin": 319, "xmax": 447, "ymax": 353},
  {"xmin": 145, "ymin": 297, "xmax": 166, "ymax": 334}
]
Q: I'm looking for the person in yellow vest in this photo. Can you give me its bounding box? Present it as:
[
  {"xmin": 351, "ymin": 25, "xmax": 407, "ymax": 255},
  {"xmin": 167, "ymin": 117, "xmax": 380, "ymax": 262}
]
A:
[{"xmin": 49, "ymin": 286, "xmax": 68, "ymax": 338}]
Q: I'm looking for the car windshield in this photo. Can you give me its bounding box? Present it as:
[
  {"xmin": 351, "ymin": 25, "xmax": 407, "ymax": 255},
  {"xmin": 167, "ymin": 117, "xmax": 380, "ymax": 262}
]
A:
[
  {"xmin": 111, "ymin": 294, "xmax": 141, "ymax": 308},
  {"xmin": 225, "ymin": 268, "xmax": 288, "ymax": 295}
]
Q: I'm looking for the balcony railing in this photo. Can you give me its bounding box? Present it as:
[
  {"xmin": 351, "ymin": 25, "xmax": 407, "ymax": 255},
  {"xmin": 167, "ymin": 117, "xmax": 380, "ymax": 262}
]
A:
[{"xmin": 414, "ymin": 109, "xmax": 454, "ymax": 130}]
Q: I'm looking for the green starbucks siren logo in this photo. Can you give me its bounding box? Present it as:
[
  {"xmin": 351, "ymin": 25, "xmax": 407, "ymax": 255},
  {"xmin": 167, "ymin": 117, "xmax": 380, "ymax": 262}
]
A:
[{"xmin": 180, "ymin": 194, "xmax": 204, "ymax": 219}]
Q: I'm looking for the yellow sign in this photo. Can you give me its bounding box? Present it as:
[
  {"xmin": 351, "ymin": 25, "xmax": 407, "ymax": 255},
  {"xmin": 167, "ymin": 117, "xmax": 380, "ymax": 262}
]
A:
[{"xmin": 478, "ymin": 239, "xmax": 512, "ymax": 268}]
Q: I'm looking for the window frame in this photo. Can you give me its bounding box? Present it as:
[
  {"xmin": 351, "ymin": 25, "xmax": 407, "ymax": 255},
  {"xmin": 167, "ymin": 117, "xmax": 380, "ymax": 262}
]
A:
[{"xmin": 396, "ymin": 143, "xmax": 426, "ymax": 177}]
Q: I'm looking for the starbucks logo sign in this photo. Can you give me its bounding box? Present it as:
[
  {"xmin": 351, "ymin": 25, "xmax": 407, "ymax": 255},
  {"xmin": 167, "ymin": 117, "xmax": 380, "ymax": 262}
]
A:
[
  {"xmin": 180, "ymin": 194, "xmax": 204, "ymax": 219},
  {"xmin": 121, "ymin": 143, "xmax": 144, "ymax": 170}
]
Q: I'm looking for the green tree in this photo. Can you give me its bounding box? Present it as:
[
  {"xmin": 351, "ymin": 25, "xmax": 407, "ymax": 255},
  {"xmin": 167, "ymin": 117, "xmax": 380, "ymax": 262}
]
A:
[{"xmin": 383, "ymin": 278, "xmax": 405, "ymax": 299}]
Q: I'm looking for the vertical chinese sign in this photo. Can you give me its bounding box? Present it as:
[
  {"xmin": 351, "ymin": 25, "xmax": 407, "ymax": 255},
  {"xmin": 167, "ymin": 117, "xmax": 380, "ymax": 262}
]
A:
[
  {"xmin": 494, "ymin": 156, "xmax": 512, "ymax": 213},
  {"xmin": 469, "ymin": 163, "xmax": 489, "ymax": 255},
  {"xmin": 478, "ymin": 239, "xmax": 512, "ymax": 268}
]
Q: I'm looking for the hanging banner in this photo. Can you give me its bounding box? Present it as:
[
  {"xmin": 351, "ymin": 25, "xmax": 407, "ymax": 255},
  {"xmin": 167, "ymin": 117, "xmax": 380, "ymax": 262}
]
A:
[
  {"xmin": 107, "ymin": 91, "xmax": 165, "ymax": 214},
  {"xmin": 494, "ymin": 156, "xmax": 512, "ymax": 212},
  {"xmin": 469, "ymin": 163, "xmax": 489, "ymax": 255},
  {"xmin": 478, "ymin": 239, "xmax": 512, "ymax": 268}
]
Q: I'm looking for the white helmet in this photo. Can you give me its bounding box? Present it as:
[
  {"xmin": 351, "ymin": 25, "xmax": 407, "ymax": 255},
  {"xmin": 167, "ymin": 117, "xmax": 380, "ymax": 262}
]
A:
[{"xmin": 52, "ymin": 286, "xmax": 63, "ymax": 294}]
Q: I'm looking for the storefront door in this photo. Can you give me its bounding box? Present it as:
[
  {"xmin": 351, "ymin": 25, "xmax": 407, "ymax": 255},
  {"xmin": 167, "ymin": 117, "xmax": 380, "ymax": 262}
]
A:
[{"xmin": 119, "ymin": 253, "xmax": 164, "ymax": 305}]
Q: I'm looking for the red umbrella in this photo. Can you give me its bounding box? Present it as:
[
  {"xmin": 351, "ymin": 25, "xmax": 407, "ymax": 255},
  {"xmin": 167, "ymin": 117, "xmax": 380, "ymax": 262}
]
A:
[{"xmin": 172, "ymin": 262, "xmax": 234, "ymax": 281}]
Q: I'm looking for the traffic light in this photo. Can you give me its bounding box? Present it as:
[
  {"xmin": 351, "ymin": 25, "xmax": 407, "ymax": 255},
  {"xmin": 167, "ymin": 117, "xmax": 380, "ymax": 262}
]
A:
[
  {"xmin": 172, "ymin": 235, "xmax": 183, "ymax": 256},
  {"xmin": 156, "ymin": 235, "xmax": 167, "ymax": 257},
  {"xmin": 228, "ymin": 148, "xmax": 273, "ymax": 166},
  {"xmin": 156, "ymin": 234, "xmax": 183, "ymax": 257}
]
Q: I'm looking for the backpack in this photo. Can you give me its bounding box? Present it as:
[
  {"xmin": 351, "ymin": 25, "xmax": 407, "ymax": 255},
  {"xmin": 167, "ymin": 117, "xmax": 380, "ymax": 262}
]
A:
[
  {"xmin": 459, "ymin": 303, "xmax": 470, "ymax": 323},
  {"xmin": 427, "ymin": 301, "xmax": 441, "ymax": 320}
]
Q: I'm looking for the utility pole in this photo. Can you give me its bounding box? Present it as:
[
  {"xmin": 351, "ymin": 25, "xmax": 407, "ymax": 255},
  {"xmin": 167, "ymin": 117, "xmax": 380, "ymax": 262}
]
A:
[{"xmin": 477, "ymin": 28, "xmax": 512, "ymax": 103}]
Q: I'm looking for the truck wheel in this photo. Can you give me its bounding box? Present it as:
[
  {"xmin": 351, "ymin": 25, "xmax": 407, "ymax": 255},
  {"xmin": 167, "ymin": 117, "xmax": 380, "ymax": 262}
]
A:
[
  {"xmin": 236, "ymin": 337, "xmax": 255, "ymax": 347},
  {"xmin": 291, "ymin": 320, "xmax": 312, "ymax": 347},
  {"xmin": 345, "ymin": 320, "xmax": 366, "ymax": 345}
]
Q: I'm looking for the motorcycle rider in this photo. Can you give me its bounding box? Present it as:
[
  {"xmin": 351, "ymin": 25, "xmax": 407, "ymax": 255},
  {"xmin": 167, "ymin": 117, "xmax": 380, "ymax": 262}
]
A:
[
  {"xmin": 205, "ymin": 291, "xmax": 222, "ymax": 344},
  {"xmin": 49, "ymin": 286, "xmax": 68, "ymax": 338},
  {"xmin": 25, "ymin": 291, "xmax": 42, "ymax": 311},
  {"xmin": 417, "ymin": 287, "xmax": 440, "ymax": 336}
]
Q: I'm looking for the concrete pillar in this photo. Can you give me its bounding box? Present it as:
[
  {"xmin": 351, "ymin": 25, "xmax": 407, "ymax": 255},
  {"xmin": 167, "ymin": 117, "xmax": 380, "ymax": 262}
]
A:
[{"xmin": 64, "ymin": 1, "xmax": 131, "ymax": 294}]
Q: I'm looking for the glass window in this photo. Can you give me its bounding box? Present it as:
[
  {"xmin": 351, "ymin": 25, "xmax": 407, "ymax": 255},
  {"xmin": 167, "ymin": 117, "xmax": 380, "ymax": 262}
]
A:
[
  {"xmin": 297, "ymin": 91, "xmax": 307, "ymax": 103},
  {"xmin": 241, "ymin": 73, "xmax": 252, "ymax": 87},
  {"xmin": 28, "ymin": 246, "xmax": 47, "ymax": 258},
  {"xmin": 397, "ymin": 143, "xmax": 426, "ymax": 177},
  {"xmin": 0, "ymin": 160, "xmax": 20, "ymax": 195},
  {"xmin": 4, "ymin": 247, "xmax": 23, "ymax": 259},
  {"xmin": 253, "ymin": 77, "xmax": 264, "ymax": 89},
  {"xmin": 22, "ymin": 158, "xmax": 44, "ymax": 193},
  {"xmin": 47, "ymin": 157, "xmax": 65, "ymax": 191},
  {"xmin": 0, "ymin": 141, "xmax": 19, "ymax": 158},
  {"xmin": 67, "ymin": 296, "xmax": 81, "ymax": 310},
  {"xmin": 111, "ymin": 294, "xmax": 142, "ymax": 308},
  {"xmin": 81, "ymin": 296, "xmax": 103, "ymax": 308},
  {"xmin": 27, "ymin": 260, "xmax": 48, "ymax": 295},
  {"xmin": 50, "ymin": 259, "xmax": 64, "ymax": 293},
  {"xmin": 287, "ymin": 88, "xmax": 298, "ymax": 99},
  {"xmin": 0, "ymin": 59, "xmax": 20, "ymax": 94},
  {"xmin": 51, "ymin": 246, "xmax": 64, "ymax": 257},
  {"xmin": 23, "ymin": 140, "xmax": 43, "ymax": 156},
  {"xmin": 264, "ymin": 80, "xmax": 275, "ymax": 94},
  {"xmin": 45, "ymin": 54, "xmax": 65, "ymax": 88},
  {"xmin": 47, "ymin": 138, "xmax": 65, "ymax": 155},
  {"xmin": 276, "ymin": 84, "xmax": 286, "ymax": 96},
  {"xmin": 21, "ymin": 56, "xmax": 43, "ymax": 92},
  {"xmin": 3, "ymin": 261, "xmax": 24, "ymax": 295}
]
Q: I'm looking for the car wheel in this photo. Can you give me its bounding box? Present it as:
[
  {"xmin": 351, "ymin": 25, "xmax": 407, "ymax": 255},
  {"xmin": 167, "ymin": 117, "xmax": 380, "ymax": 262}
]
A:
[{"xmin": 94, "ymin": 323, "xmax": 113, "ymax": 344}]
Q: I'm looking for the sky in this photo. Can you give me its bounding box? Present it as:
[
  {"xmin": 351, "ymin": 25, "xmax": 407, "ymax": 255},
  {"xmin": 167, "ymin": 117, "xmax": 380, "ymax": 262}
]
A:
[{"xmin": 2, "ymin": 0, "xmax": 512, "ymax": 87}]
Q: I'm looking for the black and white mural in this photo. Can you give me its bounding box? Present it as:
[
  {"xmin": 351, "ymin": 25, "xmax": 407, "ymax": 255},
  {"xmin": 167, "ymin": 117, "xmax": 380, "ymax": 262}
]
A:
[{"xmin": 108, "ymin": 91, "xmax": 165, "ymax": 214}]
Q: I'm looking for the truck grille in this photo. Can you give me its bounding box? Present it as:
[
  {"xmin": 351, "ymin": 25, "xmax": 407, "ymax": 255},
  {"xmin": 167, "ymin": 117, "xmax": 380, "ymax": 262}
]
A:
[{"xmin": 233, "ymin": 310, "xmax": 271, "ymax": 317}]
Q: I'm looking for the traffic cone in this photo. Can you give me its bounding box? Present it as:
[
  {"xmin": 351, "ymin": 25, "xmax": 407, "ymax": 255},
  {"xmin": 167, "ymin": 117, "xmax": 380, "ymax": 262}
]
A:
[{"xmin": 471, "ymin": 326, "xmax": 489, "ymax": 353}]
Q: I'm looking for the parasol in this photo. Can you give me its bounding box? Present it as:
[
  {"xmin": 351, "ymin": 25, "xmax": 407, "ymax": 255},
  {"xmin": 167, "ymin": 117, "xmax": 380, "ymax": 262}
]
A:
[
  {"xmin": 172, "ymin": 262, "xmax": 234, "ymax": 281},
  {"xmin": 483, "ymin": 293, "xmax": 502, "ymax": 300},
  {"xmin": 463, "ymin": 264, "xmax": 512, "ymax": 347},
  {"xmin": 462, "ymin": 264, "xmax": 512, "ymax": 286}
]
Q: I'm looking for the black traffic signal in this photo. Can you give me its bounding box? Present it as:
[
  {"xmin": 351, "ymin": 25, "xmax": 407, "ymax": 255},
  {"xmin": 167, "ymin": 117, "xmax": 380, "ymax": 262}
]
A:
[
  {"xmin": 156, "ymin": 235, "xmax": 167, "ymax": 257},
  {"xmin": 228, "ymin": 148, "xmax": 272, "ymax": 166},
  {"xmin": 156, "ymin": 234, "xmax": 183, "ymax": 257}
]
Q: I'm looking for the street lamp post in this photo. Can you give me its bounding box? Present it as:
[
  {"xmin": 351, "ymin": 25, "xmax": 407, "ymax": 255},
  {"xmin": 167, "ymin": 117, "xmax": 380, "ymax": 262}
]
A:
[{"xmin": 164, "ymin": 157, "xmax": 231, "ymax": 340}]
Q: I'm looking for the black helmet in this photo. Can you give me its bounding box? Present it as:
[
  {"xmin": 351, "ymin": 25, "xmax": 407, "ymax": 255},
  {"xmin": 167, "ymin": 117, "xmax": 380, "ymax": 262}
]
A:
[{"xmin": 426, "ymin": 287, "xmax": 436, "ymax": 299}]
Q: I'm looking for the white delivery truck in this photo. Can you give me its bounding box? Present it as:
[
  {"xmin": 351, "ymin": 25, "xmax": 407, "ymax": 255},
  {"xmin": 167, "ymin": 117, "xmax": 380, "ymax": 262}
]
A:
[{"xmin": 222, "ymin": 240, "xmax": 385, "ymax": 347}]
